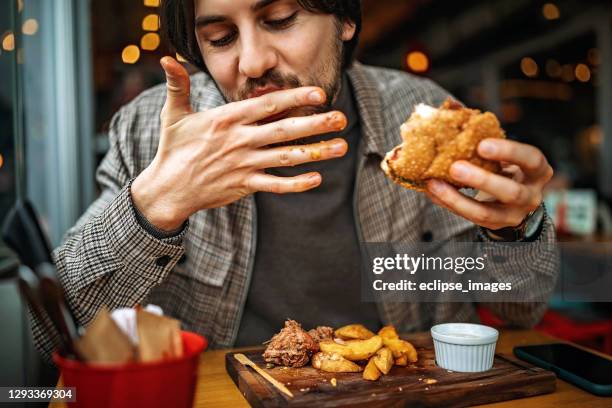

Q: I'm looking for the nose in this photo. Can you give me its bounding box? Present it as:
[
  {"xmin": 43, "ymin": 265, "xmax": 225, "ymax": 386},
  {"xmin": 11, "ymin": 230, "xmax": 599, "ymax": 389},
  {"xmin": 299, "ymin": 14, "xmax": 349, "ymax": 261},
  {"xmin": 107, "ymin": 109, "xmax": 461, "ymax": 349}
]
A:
[{"xmin": 238, "ymin": 30, "xmax": 278, "ymax": 79}]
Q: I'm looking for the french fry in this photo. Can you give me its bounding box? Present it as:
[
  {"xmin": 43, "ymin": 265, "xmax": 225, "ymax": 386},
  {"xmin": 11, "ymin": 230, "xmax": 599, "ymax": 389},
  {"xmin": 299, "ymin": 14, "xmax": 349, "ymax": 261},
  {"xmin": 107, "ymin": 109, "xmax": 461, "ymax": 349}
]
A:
[
  {"xmin": 384, "ymin": 338, "xmax": 418, "ymax": 363},
  {"xmin": 335, "ymin": 324, "xmax": 375, "ymax": 340},
  {"xmin": 395, "ymin": 355, "xmax": 409, "ymax": 366},
  {"xmin": 319, "ymin": 335, "xmax": 383, "ymax": 361},
  {"xmin": 363, "ymin": 356, "xmax": 382, "ymax": 381},
  {"xmin": 373, "ymin": 347, "xmax": 393, "ymax": 374},
  {"xmin": 312, "ymin": 352, "xmax": 362, "ymax": 373},
  {"xmin": 378, "ymin": 325, "xmax": 399, "ymax": 341}
]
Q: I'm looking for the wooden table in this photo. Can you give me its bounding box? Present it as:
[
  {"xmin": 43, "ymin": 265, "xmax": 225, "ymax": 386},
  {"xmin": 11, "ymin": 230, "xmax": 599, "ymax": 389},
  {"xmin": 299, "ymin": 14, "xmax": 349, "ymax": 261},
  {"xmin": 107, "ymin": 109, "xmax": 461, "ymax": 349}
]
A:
[{"xmin": 51, "ymin": 329, "xmax": 610, "ymax": 407}]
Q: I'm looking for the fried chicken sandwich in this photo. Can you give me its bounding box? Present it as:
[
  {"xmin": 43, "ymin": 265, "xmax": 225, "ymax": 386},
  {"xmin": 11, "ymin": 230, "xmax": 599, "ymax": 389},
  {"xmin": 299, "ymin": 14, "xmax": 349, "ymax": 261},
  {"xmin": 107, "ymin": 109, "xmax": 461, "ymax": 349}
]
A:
[{"xmin": 382, "ymin": 98, "xmax": 506, "ymax": 192}]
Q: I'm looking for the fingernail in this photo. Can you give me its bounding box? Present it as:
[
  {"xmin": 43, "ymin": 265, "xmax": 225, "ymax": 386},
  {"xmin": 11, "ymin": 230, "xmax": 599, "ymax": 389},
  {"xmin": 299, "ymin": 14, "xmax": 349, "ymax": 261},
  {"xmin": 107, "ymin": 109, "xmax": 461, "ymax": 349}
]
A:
[
  {"xmin": 332, "ymin": 142, "xmax": 346, "ymax": 155},
  {"xmin": 451, "ymin": 162, "xmax": 471, "ymax": 180},
  {"xmin": 334, "ymin": 114, "xmax": 347, "ymax": 130},
  {"xmin": 428, "ymin": 180, "xmax": 444, "ymax": 194},
  {"xmin": 309, "ymin": 174, "xmax": 321, "ymax": 185},
  {"xmin": 309, "ymin": 90, "xmax": 324, "ymax": 103},
  {"xmin": 479, "ymin": 140, "xmax": 497, "ymax": 156}
]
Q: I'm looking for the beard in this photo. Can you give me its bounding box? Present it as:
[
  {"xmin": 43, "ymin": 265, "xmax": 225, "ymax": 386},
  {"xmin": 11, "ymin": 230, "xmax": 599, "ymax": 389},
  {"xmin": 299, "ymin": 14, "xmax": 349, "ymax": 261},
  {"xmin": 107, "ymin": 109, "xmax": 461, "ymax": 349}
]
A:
[{"xmin": 216, "ymin": 31, "xmax": 344, "ymax": 123}]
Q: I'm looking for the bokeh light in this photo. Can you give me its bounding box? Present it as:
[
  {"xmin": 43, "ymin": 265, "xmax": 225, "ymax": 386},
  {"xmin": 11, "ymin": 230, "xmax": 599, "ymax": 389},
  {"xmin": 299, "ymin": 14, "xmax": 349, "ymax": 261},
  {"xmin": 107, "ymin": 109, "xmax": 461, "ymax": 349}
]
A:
[
  {"xmin": 587, "ymin": 48, "xmax": 600, "ymax": 66},
  {"xmin": 545, "ymin": 59, "xmax": 561, "ymax": 78},
  {"xmin": 22, "ymin": 19, "xmax": 39, "ymax": 36},
  {"xmin": 2, "ymin": 32, "xmax": 15, "ymax": 52},
  {"xmin": 406, "ymin": 51, "xmax": 429, "ymax": 73},
  {"xmin": 142, "ymin": 14, "xmax": 159, "ymax": 31},
  {"xmin": 542, "ymin": 3, "xmax": 560, "ymax": 20},
  {"xmin": 575, "ymin": 63, "xmax": 591, "ymax": 82},
  {"xmin": 141, "ymin": 33, "xmax": 160, "ymax": 51},
  {"xmin": 561, "ymin": 64, "xmax": 575, "ymax": 82},
  {"xmin": 122, "ymin": 45, "xmax": 140, "ymax": 64},
  {"xmin": 520, "ymin": 57, "xmax": 538, "ymax": 77}
]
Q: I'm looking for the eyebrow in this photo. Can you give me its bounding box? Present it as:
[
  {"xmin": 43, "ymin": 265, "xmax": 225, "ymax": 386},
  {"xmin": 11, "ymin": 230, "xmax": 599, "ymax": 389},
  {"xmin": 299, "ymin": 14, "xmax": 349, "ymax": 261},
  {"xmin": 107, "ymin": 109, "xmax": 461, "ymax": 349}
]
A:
[
  {"xmin": 251, "ymin": 0, "xmax": 282, "ymax": 12},
  {"xmin": 195, "ymin": 15, "xmax": 226, "ymax": 28},
  {"xmin": 195, "ymin": 0, "xmax": 283, "ymax": 28}
]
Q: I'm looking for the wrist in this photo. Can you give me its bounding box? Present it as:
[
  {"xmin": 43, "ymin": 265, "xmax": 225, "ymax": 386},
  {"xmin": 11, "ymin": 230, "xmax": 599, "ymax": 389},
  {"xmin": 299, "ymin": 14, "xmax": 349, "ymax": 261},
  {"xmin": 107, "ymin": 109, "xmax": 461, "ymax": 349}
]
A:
[
  {"xmin": 482, "ymin": 204, "xmax": 545, "ymax": 242},
  {"xmin": 130, "ymin": 169, "xmax": 186, "ymax": 232}
]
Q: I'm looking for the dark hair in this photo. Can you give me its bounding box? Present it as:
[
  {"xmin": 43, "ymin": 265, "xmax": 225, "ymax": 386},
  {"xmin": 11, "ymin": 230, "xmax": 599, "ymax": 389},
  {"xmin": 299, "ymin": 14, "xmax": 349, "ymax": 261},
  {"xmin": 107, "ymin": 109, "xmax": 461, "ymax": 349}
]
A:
[{"xmin": 160, "ymin": 0, "xmax": 362, "ymax": 73}]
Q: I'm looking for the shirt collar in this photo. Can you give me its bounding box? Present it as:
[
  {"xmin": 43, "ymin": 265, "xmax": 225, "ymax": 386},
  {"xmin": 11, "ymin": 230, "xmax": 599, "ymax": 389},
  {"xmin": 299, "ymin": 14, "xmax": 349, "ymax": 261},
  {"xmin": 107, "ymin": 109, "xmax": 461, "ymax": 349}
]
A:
[{"xmin": 346, "ymin": 61, "xmax": 390, "ymax": 158}]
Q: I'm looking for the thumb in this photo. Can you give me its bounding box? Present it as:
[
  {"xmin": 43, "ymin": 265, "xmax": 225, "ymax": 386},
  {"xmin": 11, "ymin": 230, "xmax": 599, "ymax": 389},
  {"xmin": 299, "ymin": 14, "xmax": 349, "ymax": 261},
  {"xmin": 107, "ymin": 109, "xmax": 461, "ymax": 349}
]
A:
[{"xmin": 160, "ymin": 56, "xmax": 192, "ymax": 125}]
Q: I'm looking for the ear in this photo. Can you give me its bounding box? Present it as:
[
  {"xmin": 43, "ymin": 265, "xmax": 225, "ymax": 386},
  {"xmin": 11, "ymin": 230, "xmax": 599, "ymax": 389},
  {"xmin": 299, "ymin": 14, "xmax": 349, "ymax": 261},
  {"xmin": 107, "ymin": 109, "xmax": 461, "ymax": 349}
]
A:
[{"xmin": 341, "ymin": 20, "xmax": 356, "ymax": 42}]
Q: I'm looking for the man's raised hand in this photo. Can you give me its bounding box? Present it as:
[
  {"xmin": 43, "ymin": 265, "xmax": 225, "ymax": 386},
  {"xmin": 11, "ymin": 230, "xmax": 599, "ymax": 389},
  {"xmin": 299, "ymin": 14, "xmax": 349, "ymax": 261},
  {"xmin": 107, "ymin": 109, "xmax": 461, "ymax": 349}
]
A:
[{"xmin": 131, "ymin": 57, "xmax": 348, "ymax": 231}]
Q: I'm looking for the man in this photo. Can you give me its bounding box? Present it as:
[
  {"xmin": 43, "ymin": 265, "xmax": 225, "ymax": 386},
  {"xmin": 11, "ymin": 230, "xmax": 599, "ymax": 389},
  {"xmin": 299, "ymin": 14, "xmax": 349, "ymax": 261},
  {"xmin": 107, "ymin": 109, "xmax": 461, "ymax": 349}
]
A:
[{"xmin": 33, "ymin": 0, "xmax": 558, "ymax": 357}]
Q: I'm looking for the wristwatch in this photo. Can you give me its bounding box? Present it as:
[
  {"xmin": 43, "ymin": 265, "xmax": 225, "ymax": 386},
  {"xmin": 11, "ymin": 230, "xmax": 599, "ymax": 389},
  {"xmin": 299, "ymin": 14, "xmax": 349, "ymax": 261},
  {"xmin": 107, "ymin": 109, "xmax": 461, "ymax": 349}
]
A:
[{"xmin": 482, "ymin": 204, "xmax": 546, "ymax": 242}]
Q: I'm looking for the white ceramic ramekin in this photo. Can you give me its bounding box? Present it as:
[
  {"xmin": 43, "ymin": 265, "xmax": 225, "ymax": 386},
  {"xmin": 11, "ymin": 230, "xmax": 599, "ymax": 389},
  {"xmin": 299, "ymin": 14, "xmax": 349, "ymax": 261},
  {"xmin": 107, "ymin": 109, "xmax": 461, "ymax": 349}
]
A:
[{"xmin": 431, "ymin": 323, "xmax": 499, "ymax": 372}]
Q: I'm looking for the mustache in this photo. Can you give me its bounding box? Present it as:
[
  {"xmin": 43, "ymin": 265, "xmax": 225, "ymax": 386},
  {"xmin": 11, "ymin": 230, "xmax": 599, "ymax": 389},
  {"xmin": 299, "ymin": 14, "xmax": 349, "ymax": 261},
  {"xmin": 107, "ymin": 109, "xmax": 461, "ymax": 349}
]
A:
[{"xmin": 238, "ymin": 70, "xmax": 303, "ymax": 100}]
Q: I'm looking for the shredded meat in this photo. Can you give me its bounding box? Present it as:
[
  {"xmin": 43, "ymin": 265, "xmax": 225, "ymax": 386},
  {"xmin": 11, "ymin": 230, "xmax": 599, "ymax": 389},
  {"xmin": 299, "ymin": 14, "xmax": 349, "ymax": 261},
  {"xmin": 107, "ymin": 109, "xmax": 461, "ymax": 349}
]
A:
[
  {"xmin": 263, "ymin": 320, "xmax": 318, "ymax": 367},
  {"xmin": 308, "ymin": 326, "xmax": 334, "ymax": 343}
]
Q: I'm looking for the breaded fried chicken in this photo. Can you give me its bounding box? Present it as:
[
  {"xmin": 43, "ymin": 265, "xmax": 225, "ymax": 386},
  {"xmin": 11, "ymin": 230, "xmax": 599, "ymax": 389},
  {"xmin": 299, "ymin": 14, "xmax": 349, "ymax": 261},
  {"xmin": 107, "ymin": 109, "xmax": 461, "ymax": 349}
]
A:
[{"xmin": 382, "ymin": 98, "xmax": 505, "ymax": 192}]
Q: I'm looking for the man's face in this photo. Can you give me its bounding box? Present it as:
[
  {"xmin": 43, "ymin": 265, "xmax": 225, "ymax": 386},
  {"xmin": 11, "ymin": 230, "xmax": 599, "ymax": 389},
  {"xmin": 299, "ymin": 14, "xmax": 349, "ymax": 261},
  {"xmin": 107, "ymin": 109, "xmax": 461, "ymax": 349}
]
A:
[{"xmin": 194, "ymin": 0, "xmax": 356, "ymax": 119}]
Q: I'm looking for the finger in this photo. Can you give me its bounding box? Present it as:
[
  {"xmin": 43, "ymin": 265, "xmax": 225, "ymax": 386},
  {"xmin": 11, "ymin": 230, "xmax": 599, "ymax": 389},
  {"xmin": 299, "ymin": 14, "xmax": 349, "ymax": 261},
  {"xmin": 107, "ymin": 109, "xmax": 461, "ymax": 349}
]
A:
[
  {"xmin": 449, "ymin": 161, "xmax": 533, "ymax": 205},
  {"xmin": 160, "ymin": 56, "xmax": 192, "ymax": 124},
  {"xmin": 249, "ymin": 111, "xmax": 347, "ymax": 147},
  {"xmin": 500, "ymin": 163, "xmax": 525, "ymax": 183},
  {"xmin": 230, "ymin": 87, "xmax": 327, "ymax": 124},
  {"xmin": 246, "ymin": 172, "xmax": 322, "ymax": 194},
  {"xmin": 425, "ymin": 191, "xmax": 452, "ymax": 210},
  {"xmin": 478, "ymin": 139, "xmax": 551, "ymax": 180},
  {"xmin": 427, "ymin": 180, "xmax": 526, "ymax": 228},
  {"xmin": 250, "ymin": 138, "xmax": 348, "ymax": 169}
]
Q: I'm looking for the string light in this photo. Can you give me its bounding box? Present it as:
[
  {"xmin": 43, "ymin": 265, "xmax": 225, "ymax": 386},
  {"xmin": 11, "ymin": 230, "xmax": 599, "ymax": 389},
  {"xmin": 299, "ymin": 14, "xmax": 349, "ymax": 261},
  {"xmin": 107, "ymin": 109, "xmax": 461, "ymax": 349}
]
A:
[
  {"xmin": 520, "ymin": 57, "xmax": 538, "ymax": 77},
  {"xmin": 122, "ymin": 45, "xmax": 140, "ymax": 64},
  {"xmin": 406, "ymin": 51, "xmax": 429, "ymax": 73},
  {"xmin": 22, "ymin": 19, "xmax": 39, "ymax": 35},
  {"xmin": 141, "ymin": 33, "xmax": 160, "ymax": 51},
  {"xmin": 542, "ymin": 3, "xmax": 560, "ymax": 20},
  {"xmin": 144, "ymin": 0, "xmax": 160, "ymax": 7},
  {"xmin": 142, "ymin": 14, "xmax": 159, "ymax": 31},
  {"xmin": 0, "ymin": 153, "xmax": 4, "ymax": 169}
]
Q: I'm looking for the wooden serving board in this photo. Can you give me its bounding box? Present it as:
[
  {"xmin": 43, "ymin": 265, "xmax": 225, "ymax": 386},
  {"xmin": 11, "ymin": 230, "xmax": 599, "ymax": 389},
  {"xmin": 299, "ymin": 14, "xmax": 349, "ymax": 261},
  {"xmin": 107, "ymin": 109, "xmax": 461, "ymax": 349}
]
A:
[{"xmin": 225, "ymin": 332, "xmax": 556, "ymax": 408}]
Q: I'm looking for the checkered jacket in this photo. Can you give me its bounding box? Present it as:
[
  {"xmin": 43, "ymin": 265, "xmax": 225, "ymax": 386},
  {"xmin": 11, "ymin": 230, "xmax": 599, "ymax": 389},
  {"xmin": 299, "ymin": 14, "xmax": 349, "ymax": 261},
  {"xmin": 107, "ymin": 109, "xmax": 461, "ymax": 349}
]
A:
[{"xmin": 31, "ymin": 62, "xmax": 559, "ymax": 360}]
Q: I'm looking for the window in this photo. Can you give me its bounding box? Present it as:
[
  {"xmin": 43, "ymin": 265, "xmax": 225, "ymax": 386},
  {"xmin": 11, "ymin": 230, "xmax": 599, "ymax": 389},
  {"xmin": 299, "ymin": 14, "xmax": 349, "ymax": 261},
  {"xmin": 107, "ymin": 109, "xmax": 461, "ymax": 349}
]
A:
[{"xmin": 1, "ymin": 0, "xmax": 95, "ymax": 247}]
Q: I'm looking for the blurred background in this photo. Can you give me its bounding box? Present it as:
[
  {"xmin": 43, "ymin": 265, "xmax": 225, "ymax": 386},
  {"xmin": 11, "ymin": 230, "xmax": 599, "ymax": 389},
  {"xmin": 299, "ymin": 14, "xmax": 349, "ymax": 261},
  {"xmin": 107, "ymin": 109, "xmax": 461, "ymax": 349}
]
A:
[{"xmin": 0, "ymin": 0, "xmax": 611, "ymax": 390}]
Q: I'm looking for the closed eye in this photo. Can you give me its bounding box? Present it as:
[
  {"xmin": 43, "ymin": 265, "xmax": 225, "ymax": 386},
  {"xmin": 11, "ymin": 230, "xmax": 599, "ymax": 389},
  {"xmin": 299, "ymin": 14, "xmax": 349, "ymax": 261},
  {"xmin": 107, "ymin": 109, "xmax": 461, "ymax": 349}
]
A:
[
  {"xmin": 208, "ymin": 11, "xmax": 299, "ymax": 48},
  {"xmin": 264, "ymin": 11, "xmax": 298, "ymax": 29},
  {"xmin": 209, "ymin": 30, "xmax": 237, "ymax": 48}
]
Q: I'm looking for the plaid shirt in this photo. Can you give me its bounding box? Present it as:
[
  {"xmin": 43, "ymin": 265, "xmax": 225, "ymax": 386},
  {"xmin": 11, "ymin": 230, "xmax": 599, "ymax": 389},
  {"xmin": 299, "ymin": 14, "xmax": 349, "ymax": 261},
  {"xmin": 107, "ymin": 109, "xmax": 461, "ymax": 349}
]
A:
[{"xmin": 31, "ymin": 62, "xmax": 559, "ymax": 359}]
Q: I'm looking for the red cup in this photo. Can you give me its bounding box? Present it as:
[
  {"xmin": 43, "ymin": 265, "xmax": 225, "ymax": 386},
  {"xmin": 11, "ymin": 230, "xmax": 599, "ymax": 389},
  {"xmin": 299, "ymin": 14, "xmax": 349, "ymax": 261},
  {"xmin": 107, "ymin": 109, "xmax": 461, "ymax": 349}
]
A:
[{"xmin": 53, "ymin": 331, "xmax": 207, "ymax": 408}]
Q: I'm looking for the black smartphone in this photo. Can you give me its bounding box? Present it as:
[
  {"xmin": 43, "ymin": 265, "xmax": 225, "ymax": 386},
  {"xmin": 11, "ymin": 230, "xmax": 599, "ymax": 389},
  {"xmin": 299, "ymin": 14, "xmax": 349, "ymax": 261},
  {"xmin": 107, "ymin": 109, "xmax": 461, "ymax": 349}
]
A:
[{"xmin": 514, "ymin": 343, "xmax": 612, "ymax": 396}]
